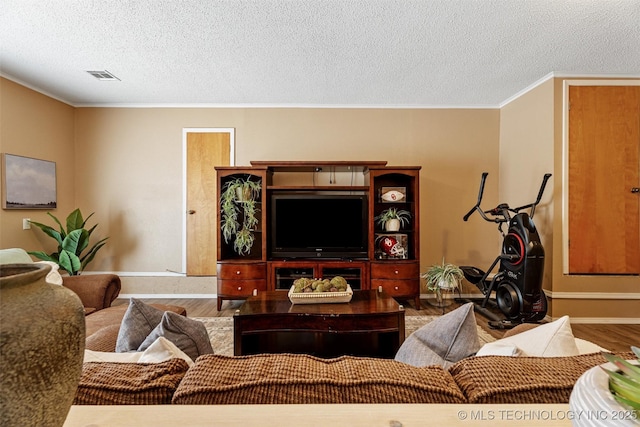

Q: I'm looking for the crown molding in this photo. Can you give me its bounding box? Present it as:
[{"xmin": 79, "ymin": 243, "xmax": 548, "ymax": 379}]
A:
[
  {"xmin": 499, "ymin": 72, "xmax": 640, "ymax": 108},
  {"xmin": 72, "ymin": 102, "xmax": 500, "ymax": 109},
  {"xmin": 1, "ymin": 72, "xmax": 74, "ymax": 106},
  {"xmin": 6, "ymin": 71, "xmax": 638, "ymax": 110}
]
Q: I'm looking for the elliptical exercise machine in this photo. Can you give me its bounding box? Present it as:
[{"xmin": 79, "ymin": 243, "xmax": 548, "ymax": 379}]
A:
[{"xmin": 460, "ymin": 172, "xmax": 552, "ymax": 329}]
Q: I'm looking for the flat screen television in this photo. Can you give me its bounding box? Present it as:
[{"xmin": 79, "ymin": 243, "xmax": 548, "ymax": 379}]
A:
[{"xmin": 270, "ymin": 194, "xmax": 368, "ymax": 259}]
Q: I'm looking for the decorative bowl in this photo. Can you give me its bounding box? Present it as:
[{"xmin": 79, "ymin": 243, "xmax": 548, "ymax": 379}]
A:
[{"xmin": 569, "ymin": 361, "xmax": 639, "ymax": 427}]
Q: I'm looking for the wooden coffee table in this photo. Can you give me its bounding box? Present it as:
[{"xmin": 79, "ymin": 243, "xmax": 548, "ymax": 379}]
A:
[{"xmin": 233, "ymin": 289, "xmax": 405, "ymax": 358}]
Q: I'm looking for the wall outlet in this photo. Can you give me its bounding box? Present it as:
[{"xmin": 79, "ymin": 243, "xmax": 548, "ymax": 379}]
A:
[{"xmin": 22, "ymin": 218, "xmax": 31, "ymax": 230}]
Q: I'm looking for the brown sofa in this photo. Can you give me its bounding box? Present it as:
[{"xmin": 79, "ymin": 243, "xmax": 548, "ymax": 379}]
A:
[
  {"xmin": 76, "ymin": 318, "xmax": 633, "ymax": 406},
  {"xmin": 0, "ymin": 248, "xmax": 121, "ymax": 315},
  {"xmin": 171, "ymin": 351, "xmax": 632, "ymax": 405}
]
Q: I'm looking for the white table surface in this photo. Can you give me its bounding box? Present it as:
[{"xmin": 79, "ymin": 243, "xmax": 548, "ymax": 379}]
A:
[{"xmin": 64, "ymin": 404, "xmax": 576, "ymax": 427}]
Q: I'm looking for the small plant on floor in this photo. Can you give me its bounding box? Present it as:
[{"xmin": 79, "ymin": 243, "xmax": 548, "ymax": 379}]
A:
[
  {"xmin": 421, "ymin": 259, "xmax": 464, "ymax": 312},
  {"xmin": 28, "ymin": 208, "xmax": 108, "ymax": 275},
  {"xmin": 601, "ymin": 346, "xmax": 640, "ymax": 415}
]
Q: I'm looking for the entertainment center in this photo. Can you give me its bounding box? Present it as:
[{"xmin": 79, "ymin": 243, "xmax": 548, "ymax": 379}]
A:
[{"xmin": 215, "ymin": 161, "xmax": 421, "ymax": 311}]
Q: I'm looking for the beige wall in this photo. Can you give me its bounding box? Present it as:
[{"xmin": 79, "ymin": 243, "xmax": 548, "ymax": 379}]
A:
[
  {"xmin": 0, "ymin": 78, "xmax": 76, "ymax": 252},
  {"xmin": 2, "ymin": 79, "xmax": 501, "ymax": 295},
  {"xmin": 74, "ymin": 107, "xmax": 500, "ymax": 276},
  {"xmin": 5, "ymin": 76, "xmax": 636, "ymax": 320},
  {"xmin": 498, "ymin": 79, "xmax": 555, "ymax": 291}
]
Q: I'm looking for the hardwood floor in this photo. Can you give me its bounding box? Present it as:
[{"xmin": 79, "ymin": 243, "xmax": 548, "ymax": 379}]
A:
[{"xmin": 112, "ymin": 297, "xmax": 639, "ymax": 353}]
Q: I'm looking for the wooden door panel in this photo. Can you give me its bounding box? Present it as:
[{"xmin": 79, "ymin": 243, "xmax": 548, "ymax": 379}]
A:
[
  {"xmin": 186, "ymin": 132, "xmax": 232, "ymax": 276},
  {"xmin": 568, "ymin": 86, "xmax": 640, "ymax": 274}
]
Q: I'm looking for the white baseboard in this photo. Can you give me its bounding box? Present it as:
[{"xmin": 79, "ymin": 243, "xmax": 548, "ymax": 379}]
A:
[
  {"xmin": 551, "ymin": 317, "xmax": 640, "ymax": 324},
  {"xmin": 117, "ymin": 293, "xmax": 215, "ymax": 299},
  {"xmin": 546, "ymin": 291, "xmax": 640, "ymax": 299},
  {"xmin": 87, "ymin": 271, "xmax": 186, "ymax": 277}
]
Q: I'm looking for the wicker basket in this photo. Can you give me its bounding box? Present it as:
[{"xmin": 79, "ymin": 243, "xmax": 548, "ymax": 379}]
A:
[{"xmin": 288, "ymin": 285, "xmax": 353, "ymax": 304}]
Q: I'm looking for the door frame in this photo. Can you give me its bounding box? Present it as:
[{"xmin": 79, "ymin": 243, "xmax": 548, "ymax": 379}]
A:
[
  {"xmin": 561, "ymin": 79, "xmax": 640, "ymax": 274},
  {"xmin": 181, "ymin": 128, "xmax": 235, "ymax": 273}
]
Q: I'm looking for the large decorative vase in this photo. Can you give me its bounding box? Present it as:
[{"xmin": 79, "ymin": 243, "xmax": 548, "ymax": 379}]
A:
[{"xmin": 1, "ymin": 263, "xmax": 85, "ymax": 427}]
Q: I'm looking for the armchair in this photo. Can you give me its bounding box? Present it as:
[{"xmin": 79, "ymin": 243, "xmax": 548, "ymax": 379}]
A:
[
  {"xmin": 0, "ymin": 248, "xmax": 121, "ymax": 315},
  {"xmin": 62, "ymin": 274, "xmax": 121, "ymax": 315}
]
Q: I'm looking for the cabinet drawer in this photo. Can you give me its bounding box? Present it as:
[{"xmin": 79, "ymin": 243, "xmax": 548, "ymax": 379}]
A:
[
  {"xmin": 218, "ymin": 279, "xmax": 267, "ymax": 296},
  {"xmin": 370, "ymin": 262, "xmax": 419, "ymax": 280},
  {"xmin": 371, "ymin": 279, "xmax": 418, "ymax": 296},
  {"xmin": 218, "ymin": 263, "xmax": 266, "ymax": 280}
]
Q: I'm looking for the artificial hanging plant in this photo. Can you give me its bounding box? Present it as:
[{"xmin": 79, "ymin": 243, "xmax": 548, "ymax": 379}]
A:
[
  {"xmin": 219, "ymin": 177, "xmax": 261, "ymax": 256},
  {"xmin": 28, "ymin": 208, "xmax": 108, "ymax": 275}
]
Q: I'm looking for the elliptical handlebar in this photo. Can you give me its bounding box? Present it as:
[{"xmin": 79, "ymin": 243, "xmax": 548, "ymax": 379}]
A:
[
  {"xmin": 512, "ymin": 173, "xmax": 552, "ymax": 218},
  {"xmin": 463, "ymin": 172, "xmax": 489, "ymax": 221},
  {"xmin": 463, "ymin": 172, "xmax": 552, "ymax": 223},
  {"xmin": 463, "ymin": 172, "xmax": 499, "ymax": 223}
]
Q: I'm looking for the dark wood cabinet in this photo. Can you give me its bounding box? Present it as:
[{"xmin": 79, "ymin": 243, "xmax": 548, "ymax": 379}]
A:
[
  {"xmin": 268, "ymin": 260, "xmax": 369, "ymax": 290},
  {"xmin": 367, "ymin": 166, "xmax": 421, "ymax": 308},
  {"xmin": 215, "ymin": 167, "xmax": 268, "ymax": 309},
  {"xmin": 216, "ymin": 262, "xmax": 268, "ymax": 310},
  {"xmin": 215, "ymin": 161, "xmax": 421, "ymax": 310},
  {"xmin": 370, "ymin": 261, "xmax": 421, "ymax": 307}
]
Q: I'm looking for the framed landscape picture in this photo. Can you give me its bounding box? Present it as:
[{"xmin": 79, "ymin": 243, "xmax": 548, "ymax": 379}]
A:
[{"xmin": 1, "ymin": 154, "xmax": 57, "ymax": 209}]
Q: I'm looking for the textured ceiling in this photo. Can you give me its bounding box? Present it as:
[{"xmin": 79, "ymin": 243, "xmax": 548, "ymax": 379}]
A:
[{"xmin": 1, "ymin": 0, "xmax": 639, "ymax": 107}]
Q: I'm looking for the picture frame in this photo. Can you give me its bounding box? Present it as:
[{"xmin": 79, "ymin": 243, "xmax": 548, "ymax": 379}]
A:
[
  {"xmin": 380, "ymin": 186, "xmax": 406, "ymax": 203},
  {"xmin": 1, "ymin": 153, "xmax": 57, "ymax": 209},
  {"xmin": 374, "ymin": 233, "xmax": 409, "ymax": 260}
]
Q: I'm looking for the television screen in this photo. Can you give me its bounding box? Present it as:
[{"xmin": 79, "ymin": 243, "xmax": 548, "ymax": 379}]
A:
[{"xmin": 270, "ymin": 194, "xmax": 368, "ymax": 259}]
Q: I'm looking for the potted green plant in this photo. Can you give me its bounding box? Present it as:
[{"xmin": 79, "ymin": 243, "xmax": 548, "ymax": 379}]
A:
[
  {"xmin": 220, "ymin": 177, "xmax": 261, "ymax": 256},
  {"xmin": 374, "ymin": 207, "xmax": 411, "ymax": 232},
  {"xmin": 27, "ymin": 208, "xmax": 108, "ymax": 275},
  {"xmin": 421, "ymin": 259, "xmax": 464, "ymax": 309},
  {"xmin": 601, "ymin": 347, "xmax": 640, "ymax": 413}
]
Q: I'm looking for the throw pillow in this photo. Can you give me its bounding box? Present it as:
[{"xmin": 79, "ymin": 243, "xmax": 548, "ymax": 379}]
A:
[
  {"xmin": 475, "ymin": 341, "xmax": 522, "ymax": 357},
  {"xmin": 84, "ymin": 337, "xmax": 194, "ymax": 366},
  {"xmin": 34, "ymin": 261, "xmax": 63, "ymax": 285},
  {"xmin": 394, "ymin": 302, "xmax": 481, "ymax": 368},
  {"xmin": 475, "ymin": 315, "xmax": 580, "ymax": 357},
  {"xmin": 0, "ymin": 248, "xmax": 32, "ymax": 264},
  {"xmin": 84, "ymin": 349, "xmax": 143, "ymax": 363},
  {"xmin": 115, "ymin": 298, "xmax": 165, "ymax": 353},
  {"xmin": 138, "ymin": 311, "xmax": 214, "ymax": 361},
  {"xmin": 0, "ymin": 248, "xmax": 63, "ymax": 285},
  {"xmin": 138, "ymin": 337, "xmax": 194, "ymax": 366},
  {"xmin": 575, "ymin": 338, "xmax": 609, "ymax": 354}
]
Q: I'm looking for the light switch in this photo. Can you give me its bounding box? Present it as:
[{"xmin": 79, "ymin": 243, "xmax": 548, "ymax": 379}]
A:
[{"xmin": 22, "ymin": 218, "xmax": 31, "ymax": 230}]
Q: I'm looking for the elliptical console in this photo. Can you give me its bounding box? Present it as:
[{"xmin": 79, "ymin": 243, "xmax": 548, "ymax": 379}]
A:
[{"xmin": 461, "ymin": 172, "xmax": 552, "ymax": 329}]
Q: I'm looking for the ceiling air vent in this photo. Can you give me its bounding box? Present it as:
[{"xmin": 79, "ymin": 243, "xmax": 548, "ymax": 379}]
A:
[{"xmin": 86, "ymin": 70, "xmax": 120, "ymax": 81}]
